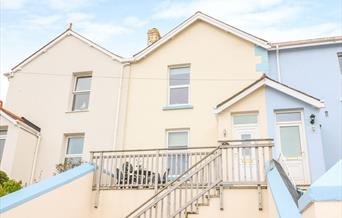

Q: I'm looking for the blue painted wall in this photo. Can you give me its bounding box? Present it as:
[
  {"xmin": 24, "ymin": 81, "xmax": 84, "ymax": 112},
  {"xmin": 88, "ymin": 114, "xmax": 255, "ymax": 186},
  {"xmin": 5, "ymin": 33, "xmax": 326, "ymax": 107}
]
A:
[
  {"xmin": 265, "ymin": 87, "xmax": 326, "ymax": 182},
  {"xmin": 268, "ymin": 44, "xmax": 342, "ymax": 169},
  {"xmin": 255, "ymin": 46, "xmax": 269, "ymax": 73}
]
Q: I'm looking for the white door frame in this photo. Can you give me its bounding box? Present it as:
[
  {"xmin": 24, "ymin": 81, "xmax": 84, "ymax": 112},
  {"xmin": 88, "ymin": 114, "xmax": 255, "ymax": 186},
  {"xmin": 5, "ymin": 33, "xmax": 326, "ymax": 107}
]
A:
[{"xmin": 275, "ymin": 110, "xmax": 311, "ymax": 184}]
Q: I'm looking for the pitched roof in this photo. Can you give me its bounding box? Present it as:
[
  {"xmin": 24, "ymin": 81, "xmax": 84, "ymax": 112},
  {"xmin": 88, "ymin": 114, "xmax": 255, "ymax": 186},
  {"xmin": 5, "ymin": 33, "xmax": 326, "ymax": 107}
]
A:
[
  {"xmin": 214, "ymin": 74, "xmax": 324, "ymax": 114},
  {"xmin": 132, "ymin": 11, "xmax": 270, "ymax": 61},
  {"xmin": 0, "ymin": 101, "xmax": 41, "ymax": 132},
  {"xmin": 270, "ymin": 36, "xmax": 342, "ymax": 50},
  {"xmin": 8, "ymin": 28, "xmax": 125, "ymax": 74}
]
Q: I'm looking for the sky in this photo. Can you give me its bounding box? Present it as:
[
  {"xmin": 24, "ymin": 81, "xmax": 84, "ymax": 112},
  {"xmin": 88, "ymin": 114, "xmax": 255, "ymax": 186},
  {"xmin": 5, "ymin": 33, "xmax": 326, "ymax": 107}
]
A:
[{"xmin": 0, "ymin": 0, "xmax": 341, "ymax": 101}]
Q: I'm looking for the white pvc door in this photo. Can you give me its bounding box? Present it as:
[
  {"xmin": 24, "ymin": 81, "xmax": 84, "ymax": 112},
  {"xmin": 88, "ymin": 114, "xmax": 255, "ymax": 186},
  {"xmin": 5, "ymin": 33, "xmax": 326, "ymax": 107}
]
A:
[{"xmin": 276, "ymin": 112, "xmax": 310, "ymax": 184}]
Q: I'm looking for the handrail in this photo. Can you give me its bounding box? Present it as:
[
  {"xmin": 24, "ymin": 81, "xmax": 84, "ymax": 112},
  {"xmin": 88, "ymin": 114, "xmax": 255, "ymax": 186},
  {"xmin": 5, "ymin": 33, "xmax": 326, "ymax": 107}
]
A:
[
  {"xmin": 125, "ymin": 145, "xmax": 221, "ymax": 217},
  {"xmin": 90, "ymin": 146, "xmax": 215, "ymax": 154}
]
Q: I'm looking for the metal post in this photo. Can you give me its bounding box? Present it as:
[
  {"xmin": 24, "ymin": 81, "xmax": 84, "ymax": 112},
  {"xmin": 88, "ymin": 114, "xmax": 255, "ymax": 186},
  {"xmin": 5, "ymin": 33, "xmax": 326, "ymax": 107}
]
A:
[
  {"xmin": 94, "ymin": 152, "xmax": 104, "ymax": 208},
  {"xmin": 154, "ymin": 150, "xmax": 160, "ymax": 193}
]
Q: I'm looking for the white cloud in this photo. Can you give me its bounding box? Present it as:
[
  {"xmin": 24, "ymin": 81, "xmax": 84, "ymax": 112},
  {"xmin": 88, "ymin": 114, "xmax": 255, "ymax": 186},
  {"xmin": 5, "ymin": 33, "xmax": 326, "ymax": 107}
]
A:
[
  {"xmin": 0, "ymin": 0, "xmax": 27, "ymax": 10},
  {"xmin": 26, "ymin": 15, "xmax": 62, "ymax": 29},
  {"xmin": 47, "ymin": 0, "xmax": 93, "ymax": 11},
  {"xmin": 123, "ymin": 16, "xmax": 148, "ymax": 28},
  {"xmin": 152, "ymin": 0, "xmax": 340, "ymax": 42}
]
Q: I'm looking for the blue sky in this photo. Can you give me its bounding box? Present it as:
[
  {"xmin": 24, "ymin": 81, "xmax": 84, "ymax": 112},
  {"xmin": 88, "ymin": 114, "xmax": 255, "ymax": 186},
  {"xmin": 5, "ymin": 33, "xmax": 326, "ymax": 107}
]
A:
[{"xmin": 0, "ymin": 0, "xmax": 341, "ymax": 100}]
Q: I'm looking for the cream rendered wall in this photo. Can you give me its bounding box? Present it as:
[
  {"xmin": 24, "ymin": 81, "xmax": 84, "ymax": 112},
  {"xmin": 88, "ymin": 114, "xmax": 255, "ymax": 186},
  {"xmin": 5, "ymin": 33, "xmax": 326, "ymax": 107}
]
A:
[
  {"xmin": 217, "ymin": 87, "xmax": 268, "ymax": 140},
  {"xmin": 122, "ymin": 20, "xmax": 263, "ymax": 149},
  {"xmin": 5, "ymin": 35, "xmax": 123, "ymax": 181},
  {"xmin": 1, "ymin": 173, "xmax": 93, "ymax": 218},
  {"xmin": 0, "ymin": 116, "xmax": 38, "ymax": 184},
  {"xmin": 301, "ymin": 201, "xmax": 342, "ymax": 218},
  {"xmin": 189, "ymin": 189, "xmax": 277, "ymax": 218},
  {"xmin": 91, "ymin": 190, "xmax": 154, "ymax": 218}
]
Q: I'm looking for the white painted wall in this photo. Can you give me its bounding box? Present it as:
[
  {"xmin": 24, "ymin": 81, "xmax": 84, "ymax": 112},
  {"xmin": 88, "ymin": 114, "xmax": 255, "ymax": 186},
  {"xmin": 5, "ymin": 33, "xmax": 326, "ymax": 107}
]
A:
[{"xmin": 4, "ymin": 35, "xmax": 123, "ymax": 181}]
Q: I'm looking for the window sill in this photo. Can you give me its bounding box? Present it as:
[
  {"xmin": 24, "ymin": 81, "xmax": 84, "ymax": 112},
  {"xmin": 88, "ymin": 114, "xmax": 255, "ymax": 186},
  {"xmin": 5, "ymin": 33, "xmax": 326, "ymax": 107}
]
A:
[
  {"xmin": 65, "ymin": 110, "xmax": 89, "ymax": 114},
  {"xmin": 162, "ymin": 105, "xmax": 193, "ymax": 111}
]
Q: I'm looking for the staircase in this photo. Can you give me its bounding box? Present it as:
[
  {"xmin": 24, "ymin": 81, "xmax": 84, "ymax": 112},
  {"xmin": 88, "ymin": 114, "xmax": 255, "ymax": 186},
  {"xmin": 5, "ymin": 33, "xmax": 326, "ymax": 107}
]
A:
[
  {"xmin": 124, "ymin": 147, "xmax": 223, "ymax": 218},
  {"xmin": 90, "ymin": 139, "xmax": 274, "ymax": 217}
]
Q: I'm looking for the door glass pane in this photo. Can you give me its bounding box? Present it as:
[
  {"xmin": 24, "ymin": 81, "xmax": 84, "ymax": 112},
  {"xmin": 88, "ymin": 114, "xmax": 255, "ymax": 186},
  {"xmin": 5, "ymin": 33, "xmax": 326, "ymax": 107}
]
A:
[
  {"xmin": 276, "ymin": 112, "xmax": 301, "ymax": 122},
  {"xmin": 170, "ymin": 87, "xmax": 189, "ymax": 105},
  {"xmin": 280, "ymin": 126, "xmax": 302, "ymax": 157},
  {"xmin": 75, "ymin": 76, "xmax": 92, "ymax": 91},
  {"xmin": 233, "ymin": 114, "xmax": 257, "ymax": 125},
  {"xmin": 66, "ymin": 137, "xmax": 84, "ymax": 155},
  {"xmin": 167, "ymin": 131, "xmax": 188, "ymax": 177},
  {"xmin": 169, "ymin": 67, "xmax": 190, "ymax": 86}
]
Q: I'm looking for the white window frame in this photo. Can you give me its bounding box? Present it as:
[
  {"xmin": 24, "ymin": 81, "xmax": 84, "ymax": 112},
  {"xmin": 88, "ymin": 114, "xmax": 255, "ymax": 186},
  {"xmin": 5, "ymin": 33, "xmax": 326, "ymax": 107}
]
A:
[
  {"xmin": 275, "ymin": 110, "xmax": 307, "ymax": 159},
  {"xmin": 231, "ymin": 112, "xmax": 259, "ymax": 129},
  {"xmin": 166, "ymin": 129, "xmax": 190, "ymax": 149},
  {"xmin": 0, "ymin": 129, "xmax": 7, "ymax": 163},
  {"xmin": 64, "ymin": 134, "xmax": 85, "ymax": 165},
  {"xmin": 71, "ymin": 73, "xmax": 92, "ymax": 111},
  {"xmin": 168, "ymin": 65, "xmax": 191, "ymax": 106}
]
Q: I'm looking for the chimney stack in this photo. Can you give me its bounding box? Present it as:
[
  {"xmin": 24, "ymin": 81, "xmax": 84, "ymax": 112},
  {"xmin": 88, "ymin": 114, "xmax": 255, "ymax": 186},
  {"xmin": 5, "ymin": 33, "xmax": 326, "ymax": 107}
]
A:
[{"xmin": 147, "ymin": 28, "xmax": 161, "ymax": 46}]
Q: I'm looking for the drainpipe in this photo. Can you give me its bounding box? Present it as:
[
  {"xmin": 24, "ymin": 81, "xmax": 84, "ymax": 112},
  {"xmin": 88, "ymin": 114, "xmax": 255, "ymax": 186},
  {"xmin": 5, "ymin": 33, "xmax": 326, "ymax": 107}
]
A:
[
  {"xmin": 29, "ymin": 133, "xmax": 41, "ymax": 184},
  {"xmin": 112, "ymin": 62, "xmax": 130, "ymax": 150},
  {"xmin": 276, "ymin": 45, "xmax": 282, "ymax": 82}
]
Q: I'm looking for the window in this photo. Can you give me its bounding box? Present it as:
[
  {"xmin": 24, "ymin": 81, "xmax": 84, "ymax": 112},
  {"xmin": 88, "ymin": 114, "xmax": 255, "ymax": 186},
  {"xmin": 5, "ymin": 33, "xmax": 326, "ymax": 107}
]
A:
[
  {"xmin": 167, "ymin": 130, "xmax": 189, "ymax": 176},
  {"xmin": 233, "ymin": 114, "xmax": 258, "ymax": 125},
  {"xmin": 168, "ymin": 66, "xmax": 190, "ymax": 105},
  {"xmin": 72, "ymin": 75, "xmax": 92, "ymax": 111},
  {"xmin": 276, "ymin": 112, "xmax": 301, "ymax": 122},
  {"xmin": 338, "ymin": 52, "xmax": 342, "ymax": 74},
  {"xmin": 0, "ymin": 129, "xmax": 7, "ymax": 163},
  {"xmin": 64, "ymin": 135, "xmax": 84, "ymax": 168}
]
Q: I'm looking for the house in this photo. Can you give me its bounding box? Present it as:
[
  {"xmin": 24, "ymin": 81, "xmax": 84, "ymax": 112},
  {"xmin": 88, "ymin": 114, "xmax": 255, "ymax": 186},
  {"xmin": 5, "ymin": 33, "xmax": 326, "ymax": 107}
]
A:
[
  {"xmin": 0, "ymin": 101, "xmax": 40, "ymax": 184},
  {"xmin": 0, "ymin": 11, "xmax": 341, "ymax": 218},
  {"xmin": 268, "ymin": 37, "xmax": 342, "ymax": 169}
]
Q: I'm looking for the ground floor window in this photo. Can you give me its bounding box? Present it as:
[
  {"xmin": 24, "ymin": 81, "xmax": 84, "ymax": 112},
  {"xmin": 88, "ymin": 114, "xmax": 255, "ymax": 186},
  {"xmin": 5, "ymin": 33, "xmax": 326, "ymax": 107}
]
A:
[
  {"xmin": 0, "ymin": 129, "xmax": 7, "ymax": 164},
  {"xmin": 64, "ymin": 134, "xmax": 84, "ymax": 168},
  {"xmin": 166, "ymin": 129, "xmax": 189, "ymax": 177}
]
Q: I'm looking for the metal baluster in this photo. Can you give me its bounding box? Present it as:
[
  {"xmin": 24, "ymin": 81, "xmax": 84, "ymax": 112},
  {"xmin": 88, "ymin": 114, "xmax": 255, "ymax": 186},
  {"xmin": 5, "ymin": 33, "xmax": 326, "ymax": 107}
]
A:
[
  {"xmin": 94, "ymin": 152, "xmax": 103, "ymax": 208},
  {"xmin": 167, "ymin": 192, "xmax": 171, "ymax": 218},
  {"xmin": 154, "ymin": 150, "xmax": 160, "ymax": 192},
  {"xmin": 256, "ymin": 147, "xmax": 260, "ymax": 183},
  {"xmin": 118, "ymin": 154, "xmax": 123, "ymax": 188}
]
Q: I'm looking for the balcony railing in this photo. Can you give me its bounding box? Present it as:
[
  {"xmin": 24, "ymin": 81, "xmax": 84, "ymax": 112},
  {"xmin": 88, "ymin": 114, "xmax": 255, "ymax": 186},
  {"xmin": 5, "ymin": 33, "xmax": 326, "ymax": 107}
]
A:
[{"xmin": 90, "ymin": 139, "xmax": 273, "ymax": 191}]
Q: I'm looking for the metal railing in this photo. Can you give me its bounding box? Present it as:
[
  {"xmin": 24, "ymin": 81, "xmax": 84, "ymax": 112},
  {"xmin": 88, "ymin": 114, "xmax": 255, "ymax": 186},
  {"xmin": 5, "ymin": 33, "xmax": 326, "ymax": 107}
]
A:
[
  {"xmin": 125, "ymin": 146, "xmax": 223, "ymax": 218},
  {"xmin": 220, "ymin": 139, "xmax": 273, "ymax": 185},
  {"xmin": 90, "ymin": 146, "xmax": 213, "ymax": 190}
]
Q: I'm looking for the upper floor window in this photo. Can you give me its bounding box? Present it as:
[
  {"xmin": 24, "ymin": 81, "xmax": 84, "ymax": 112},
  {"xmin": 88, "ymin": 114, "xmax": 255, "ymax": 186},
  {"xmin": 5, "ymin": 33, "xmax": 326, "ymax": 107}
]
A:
[
  {"xmin": 0, "ymin": 129, "xmax": 7, "ymax": 164},
  {"xmin": 168, "ymin": 66, "xmax": 190, "ymax": 105},
  {"xmin": 64, "ymin": 134, "xmax": 84, "ymax": 168},
  {"xmin": 72, "ymin": 75, "xmax": 92, "ymax": 111}
]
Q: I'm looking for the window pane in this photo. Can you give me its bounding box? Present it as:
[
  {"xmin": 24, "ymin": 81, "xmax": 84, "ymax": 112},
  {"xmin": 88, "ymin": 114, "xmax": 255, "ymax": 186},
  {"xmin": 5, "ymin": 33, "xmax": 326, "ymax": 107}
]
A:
[
  {"xmin": 233, "ymin": 114, "xmax": 257, "ymax": 125},
  {"xmin": 170, "ymin": 87, "xmax": 189, "ymax": 105},
  {"xmin": 168, "ymin": 131, "xmax": 188, "ymax": 147},
  {"xmin": 0, "ymin": 139, "xmax": 6, "ymax": 163},
  {"xmin": 280, "ymin": 126, "xmax": 302, "ymax": 157},
  {"xmin": 0, "ymin": 130, "xmax": 7, "ymax": 135},
  {"xmin": 66, "ymin": 137, "xmax": 84, "ymax": 155},
  {"xmin": 72, "ymin": 93, "xmax": 90, "ymax": 110},
  {"xmin": 75, "ymin": 76, "xmax": 92, "ymax": 91},
  {"xmin": 276, "ymin": 112, "xmax": 301, "ymax": 122},
  {"xmin": 169, "ymin": 67, "xmax": 190, "ymax": 86}
]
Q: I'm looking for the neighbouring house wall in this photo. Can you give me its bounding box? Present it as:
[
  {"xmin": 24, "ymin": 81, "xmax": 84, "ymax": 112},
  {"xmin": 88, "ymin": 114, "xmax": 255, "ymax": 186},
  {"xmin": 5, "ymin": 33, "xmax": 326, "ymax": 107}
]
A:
[
  {"xmin": 0, "ymin": 164, "xmax": 94, "ymax": 218},
  {"xmin": 301, "ymin": 201, "xmax": 342, "ymax": 218},
  {"xmin": 0, "ymin": 116, "xmax": 38, "ymax": 184},
  {"xmin": 217, "ymin": 86, "xmax": 268, "ymax": 140},
  {"xmin": 265, "ymin": 87, "xmax": 326, "ymax": 182},
  {"xmin": 5, "ymin": 35, "xmax": 123, "ymax": 181},
  {"xmin": 268, "ymin": 44, "xmax": 342, "ymax": 169},
  {"xmin": 122, "ymin": 20, "xmax": 263, "ymax": 149}
]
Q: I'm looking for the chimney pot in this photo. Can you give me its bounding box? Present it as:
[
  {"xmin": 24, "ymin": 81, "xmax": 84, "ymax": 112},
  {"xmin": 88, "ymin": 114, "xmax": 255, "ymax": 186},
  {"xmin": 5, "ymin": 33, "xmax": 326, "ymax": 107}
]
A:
[{"xmin": 147, "ymin": 28, "xmax": 161, "ymax": 46}]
